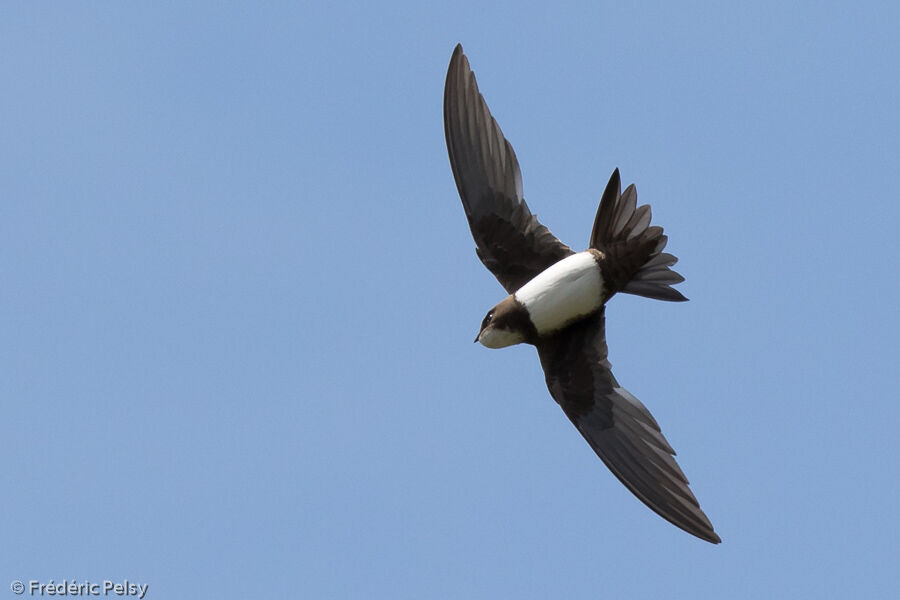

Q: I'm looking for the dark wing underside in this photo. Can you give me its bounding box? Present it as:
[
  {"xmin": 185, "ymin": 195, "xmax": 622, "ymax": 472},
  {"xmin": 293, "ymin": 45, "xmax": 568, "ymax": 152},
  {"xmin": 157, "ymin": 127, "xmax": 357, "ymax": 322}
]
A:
[
  {"xmin": 443, "ymin": 44, "xmax": 572, "ymax": 294},
  {"xmin": 536, "ymin": 309, "xmax": 720, "ymax": 543}
]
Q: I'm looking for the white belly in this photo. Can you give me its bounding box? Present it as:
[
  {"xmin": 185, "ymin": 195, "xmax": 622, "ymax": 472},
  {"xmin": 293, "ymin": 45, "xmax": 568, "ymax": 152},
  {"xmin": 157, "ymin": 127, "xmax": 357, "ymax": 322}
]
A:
[{"xmin": 514, "ymin": 251, "xmax": 605, "ymax": 334}]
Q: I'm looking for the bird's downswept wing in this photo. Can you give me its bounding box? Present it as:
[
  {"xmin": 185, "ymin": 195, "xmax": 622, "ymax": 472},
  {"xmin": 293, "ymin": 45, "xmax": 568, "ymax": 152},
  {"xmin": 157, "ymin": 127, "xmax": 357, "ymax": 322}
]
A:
[
  {"xmin": 536, "ymin": 308, "xmax": 721, "ymax": 544},
  {"xmin": 444, "ymin": 44, "xmax": 572, "ymax": 294}
]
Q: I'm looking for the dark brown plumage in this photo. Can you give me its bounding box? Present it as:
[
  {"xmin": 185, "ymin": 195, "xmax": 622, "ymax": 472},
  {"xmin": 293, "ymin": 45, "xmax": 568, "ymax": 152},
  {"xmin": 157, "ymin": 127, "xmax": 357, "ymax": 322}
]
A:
[
  {"xmin": 443, "ymin": 44, "xmax": 720, "ymax": 544},
  {"xmin": 443, "ymin": 45, "xmax": 573, "ymax": 294}
]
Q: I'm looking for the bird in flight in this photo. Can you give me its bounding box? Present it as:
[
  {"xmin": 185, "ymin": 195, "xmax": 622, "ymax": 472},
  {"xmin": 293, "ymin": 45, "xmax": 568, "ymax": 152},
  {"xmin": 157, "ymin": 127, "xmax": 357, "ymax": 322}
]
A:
[{"xmin": 443, "ymin": 44, "xmax": 720, "ymax": 544}]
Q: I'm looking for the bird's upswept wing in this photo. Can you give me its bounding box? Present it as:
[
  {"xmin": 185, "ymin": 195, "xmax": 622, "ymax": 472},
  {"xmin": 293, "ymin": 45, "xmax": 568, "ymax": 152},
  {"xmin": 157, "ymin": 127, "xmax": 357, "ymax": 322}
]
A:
[
  {"xmin": 444, "ymin": 44, "xmax": 573, "ymax": 294},
  {"xmin": 536, "ymin": 308, "xmax": 721, "ymax": 544}
]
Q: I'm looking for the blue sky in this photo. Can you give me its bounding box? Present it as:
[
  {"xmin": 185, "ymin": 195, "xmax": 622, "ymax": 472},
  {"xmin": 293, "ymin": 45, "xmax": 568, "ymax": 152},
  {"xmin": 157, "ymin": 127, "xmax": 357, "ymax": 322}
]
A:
[{"xmin": 2, "ymin": 2, "xmax": 899, "ymax": 598}]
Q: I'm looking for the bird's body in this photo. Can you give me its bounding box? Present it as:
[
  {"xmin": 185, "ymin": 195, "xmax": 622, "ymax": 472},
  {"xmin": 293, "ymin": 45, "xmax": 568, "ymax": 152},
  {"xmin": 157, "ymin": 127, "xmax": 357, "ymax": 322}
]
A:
[
  {"xmin": 478, "ymin": 251, "xmax": 606, "ymax": 348},
  {"xmin": 514, "ymin": 251, "xmax": 606, "ymax": 336},
  {"xmin": 444, "ymin": 44, "xmax": 721, "ymax": 544}
]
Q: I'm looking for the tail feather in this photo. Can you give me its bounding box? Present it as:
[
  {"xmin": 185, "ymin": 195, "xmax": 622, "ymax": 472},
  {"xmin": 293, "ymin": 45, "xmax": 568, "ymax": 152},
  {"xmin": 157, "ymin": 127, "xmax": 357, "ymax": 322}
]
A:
[
  {"xmin": 612, "ymin": 185, "xmax": 637, "ymax": 235},
  {"xmin": 590, "ymin": 169, "xmax": 687, "ymax": 302},
  {"xmin": 625, "ymin": 205, "xmax": 651, "ymax": 239}
]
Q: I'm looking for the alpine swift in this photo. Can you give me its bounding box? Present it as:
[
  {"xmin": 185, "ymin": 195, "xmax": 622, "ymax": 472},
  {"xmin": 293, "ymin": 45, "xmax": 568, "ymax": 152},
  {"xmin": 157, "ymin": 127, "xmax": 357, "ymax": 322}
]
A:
[{"xmin": 443, "ymin": 44, "xmax": 720, "ymax": 544}]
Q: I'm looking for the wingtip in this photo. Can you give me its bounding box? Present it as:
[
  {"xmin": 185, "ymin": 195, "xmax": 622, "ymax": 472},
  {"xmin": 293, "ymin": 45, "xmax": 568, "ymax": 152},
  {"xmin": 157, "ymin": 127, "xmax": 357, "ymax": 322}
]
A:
[
  {"xmin": 701, "ymin": 529, "xmax": 722, "ymax": 544},
  {"xmin": 447, "ymin": 44, "xmax": 467, "ymax": 77},
  {"xmin": 450, "ymin": 43, "xmax": 465, "ymax": 67},
  {"xmin": 692, "ymin": 511, "xmax": 721, "ymax": 544},
  {"xmin": 684, "ymin": 514, "xmax": 721, "ymax": 544}
]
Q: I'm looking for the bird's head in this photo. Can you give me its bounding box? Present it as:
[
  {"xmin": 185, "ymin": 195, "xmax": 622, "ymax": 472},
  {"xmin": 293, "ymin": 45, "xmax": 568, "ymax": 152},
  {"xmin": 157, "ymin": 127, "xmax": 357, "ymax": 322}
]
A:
[{"xmin": 475, "ymin": 296, "xmax": 529, "ymax": 348}]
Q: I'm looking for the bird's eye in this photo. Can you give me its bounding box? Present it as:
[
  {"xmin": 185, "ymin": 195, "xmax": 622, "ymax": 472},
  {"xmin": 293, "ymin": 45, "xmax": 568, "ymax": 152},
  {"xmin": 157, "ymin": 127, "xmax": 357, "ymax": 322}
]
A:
[{"xmin": 482, "ymin": 311, "xmax": 494, "ymax": 327}]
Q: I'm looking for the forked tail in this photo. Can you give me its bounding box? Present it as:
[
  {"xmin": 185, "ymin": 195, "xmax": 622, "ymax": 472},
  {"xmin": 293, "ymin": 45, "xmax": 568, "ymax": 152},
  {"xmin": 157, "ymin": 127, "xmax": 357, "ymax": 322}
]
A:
[{"xmin": 589, "ymin": 169, "xmax": 687, "ymax": 302}]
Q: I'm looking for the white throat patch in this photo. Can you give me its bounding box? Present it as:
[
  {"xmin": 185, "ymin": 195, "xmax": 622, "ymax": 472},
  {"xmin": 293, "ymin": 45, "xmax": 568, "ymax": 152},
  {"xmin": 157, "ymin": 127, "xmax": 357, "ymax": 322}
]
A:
[
  {"xmin": 478, "ymin": 326, "xmax": 525, "ymax": 349},
  {"xmin": 514, "ymin": 252, "xmax": 605, "ymax": 334}
]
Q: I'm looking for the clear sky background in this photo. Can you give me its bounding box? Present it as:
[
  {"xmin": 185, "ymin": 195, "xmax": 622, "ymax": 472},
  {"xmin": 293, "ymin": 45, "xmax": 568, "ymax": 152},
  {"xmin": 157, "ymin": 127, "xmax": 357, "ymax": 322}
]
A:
[{"xmin": 2, "ymin": 2, "xmax": 899, "ymax": 598}]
